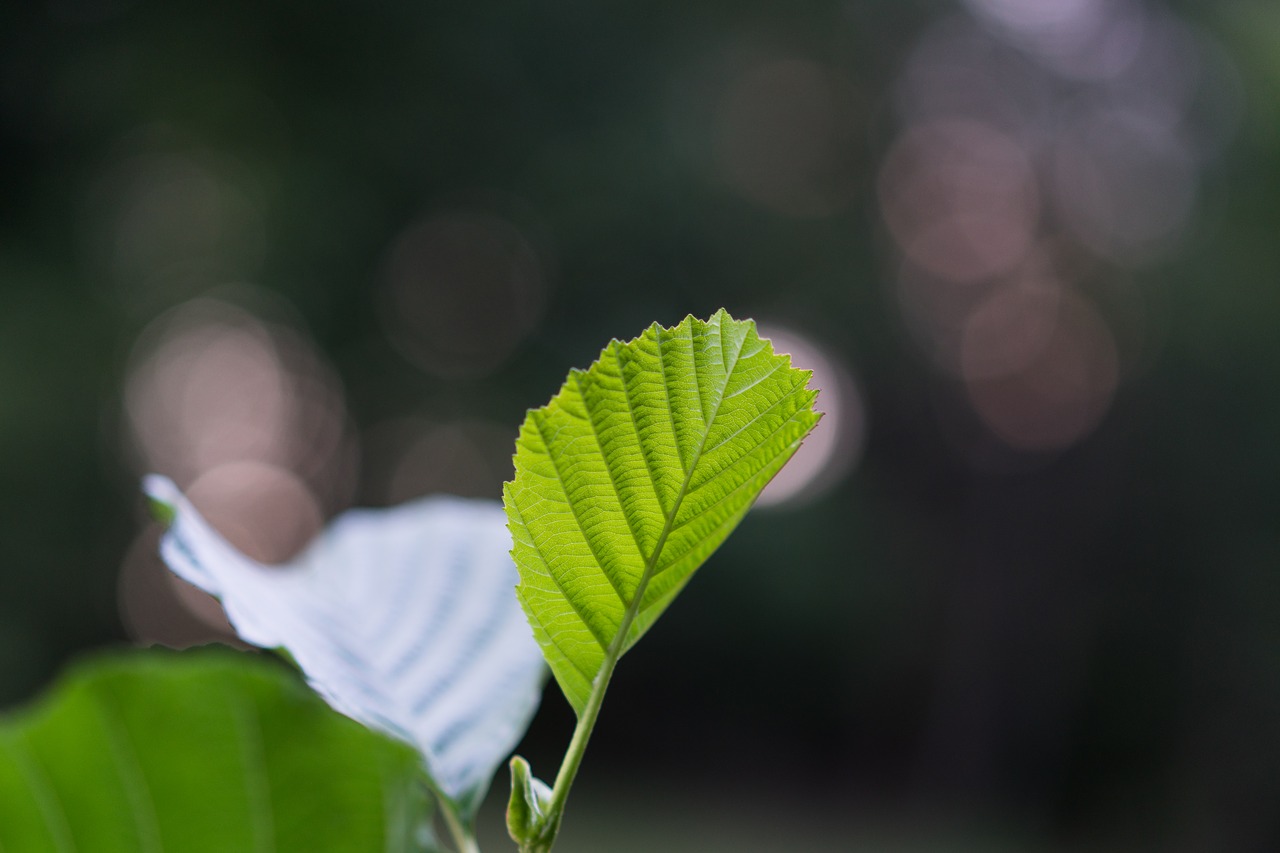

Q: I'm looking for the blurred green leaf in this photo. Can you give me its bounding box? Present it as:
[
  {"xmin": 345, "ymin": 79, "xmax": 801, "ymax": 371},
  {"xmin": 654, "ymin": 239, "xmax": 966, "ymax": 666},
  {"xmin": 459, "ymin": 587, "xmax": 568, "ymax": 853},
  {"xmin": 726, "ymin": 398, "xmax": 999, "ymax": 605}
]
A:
[
  {"xmin": 0, "ymin": 648, "xmax": 433, "ymax": 852},
  {"xmin": 504, "ymin": 309, "xmax": 821, "ymax": 714}
]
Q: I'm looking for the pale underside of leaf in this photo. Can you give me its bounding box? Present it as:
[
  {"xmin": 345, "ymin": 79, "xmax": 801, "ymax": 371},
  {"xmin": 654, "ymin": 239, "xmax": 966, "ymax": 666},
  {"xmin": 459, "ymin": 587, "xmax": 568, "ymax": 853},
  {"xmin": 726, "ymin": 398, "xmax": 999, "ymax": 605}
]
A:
[
  {"xmin": 0, "ymin": 650, "xmax": 427, "ymax": 853},
  {"xmin": 144, "ymin": 476, "xmax": 546, "ymax": 816},
  {"xmin": 504, "ymin": 309, "xmax": 820, "ymax": 714}
]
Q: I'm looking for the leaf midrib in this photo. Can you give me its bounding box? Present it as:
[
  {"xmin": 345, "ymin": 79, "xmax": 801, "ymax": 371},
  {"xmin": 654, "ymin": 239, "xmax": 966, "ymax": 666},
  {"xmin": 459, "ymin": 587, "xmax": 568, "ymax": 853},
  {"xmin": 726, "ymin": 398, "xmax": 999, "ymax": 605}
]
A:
[
  {"xmin": 604, "ymin": 315, "xmax": 748, "ymax": 656},
  {"xmin": 92, "ymin": 692, "xmax": 164, "ymax": 853},
  {"xmin": 230, "ymin": 692, "xmax": 276, "ymax": 853},
  {"xmin": 1, "ymin": 733, "xmax": 77, "ymax": 853}
]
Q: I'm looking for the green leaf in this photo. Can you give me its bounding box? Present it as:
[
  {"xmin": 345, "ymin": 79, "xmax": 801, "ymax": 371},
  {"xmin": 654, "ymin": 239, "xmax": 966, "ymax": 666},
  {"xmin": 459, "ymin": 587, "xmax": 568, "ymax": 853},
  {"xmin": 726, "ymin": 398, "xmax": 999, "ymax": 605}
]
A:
[
  {"xmin": 503, "ymin": 309, "xmax": 821, "ymax": 714},
  {"xmin": 0, "ymin": 648, "xmax": 434, "ymax": 852},
  {"xmin": 505, "ymin": 755, "xmax": 552, "ymax": 848}
]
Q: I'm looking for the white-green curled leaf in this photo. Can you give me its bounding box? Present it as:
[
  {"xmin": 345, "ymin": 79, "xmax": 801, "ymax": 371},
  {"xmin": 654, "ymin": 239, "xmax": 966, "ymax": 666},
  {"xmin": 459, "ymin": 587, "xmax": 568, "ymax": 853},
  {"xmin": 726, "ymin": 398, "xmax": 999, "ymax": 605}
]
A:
[
  {"xmin": 144, "ymin": 475, "xmax": 546, "ymax": 818},
  {"xmin": 503, "ymin": 309, "xmax": 821, "ymax": 714}
]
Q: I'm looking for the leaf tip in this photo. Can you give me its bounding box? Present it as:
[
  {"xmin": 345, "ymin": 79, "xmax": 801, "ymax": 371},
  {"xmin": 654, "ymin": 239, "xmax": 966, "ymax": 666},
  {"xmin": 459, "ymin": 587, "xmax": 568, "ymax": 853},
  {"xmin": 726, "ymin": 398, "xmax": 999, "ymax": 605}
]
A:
[
  {"xmin": 141, "ymin": 474, "xmax": 181, "ymax": 527},
  {"xmin": 147, "ymin": 496, "xmax": 177, "ymax": 528}
]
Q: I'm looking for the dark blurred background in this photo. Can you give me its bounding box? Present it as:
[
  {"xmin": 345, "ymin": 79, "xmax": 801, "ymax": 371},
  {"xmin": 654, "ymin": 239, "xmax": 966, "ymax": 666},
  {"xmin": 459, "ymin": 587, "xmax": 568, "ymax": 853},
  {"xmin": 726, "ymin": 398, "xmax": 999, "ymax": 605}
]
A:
[{"xmin": 2, "ymin": 0, "xmax": 1278, "ymax": 849}]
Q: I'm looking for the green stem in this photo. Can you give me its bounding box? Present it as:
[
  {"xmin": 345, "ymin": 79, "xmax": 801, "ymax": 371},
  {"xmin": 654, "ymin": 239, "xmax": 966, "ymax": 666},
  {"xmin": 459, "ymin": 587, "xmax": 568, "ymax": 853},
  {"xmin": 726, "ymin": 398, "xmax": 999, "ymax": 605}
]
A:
[
  {"xmin": 529, "ymin": 626, "xmax": 626, "ymax": 851},
  {"xmin": 530, "ymin": 537, "xmax": 675, "ymax": 850},
  {"xmin": 420, "ymin": 775, "xmax": 479, "ymax": 853},
  {"xmin": 438, "ymin": 798, "xmax": 480, "ymax": 853},
  {"xmin": 530, "ymin": 415, "xmax": 714, "ymax": 852}
]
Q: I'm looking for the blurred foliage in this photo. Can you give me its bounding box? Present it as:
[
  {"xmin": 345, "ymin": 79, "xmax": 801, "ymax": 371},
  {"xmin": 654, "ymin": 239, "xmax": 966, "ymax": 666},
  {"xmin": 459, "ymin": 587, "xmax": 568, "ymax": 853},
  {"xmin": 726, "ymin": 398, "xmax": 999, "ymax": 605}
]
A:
[
  {"xmin": 0, "ymin": 648, "xmax": 427, "ymax": 851},
  {"xmin": 1, "ymin": 0, "xmax": 1278, "ymax": 849}
]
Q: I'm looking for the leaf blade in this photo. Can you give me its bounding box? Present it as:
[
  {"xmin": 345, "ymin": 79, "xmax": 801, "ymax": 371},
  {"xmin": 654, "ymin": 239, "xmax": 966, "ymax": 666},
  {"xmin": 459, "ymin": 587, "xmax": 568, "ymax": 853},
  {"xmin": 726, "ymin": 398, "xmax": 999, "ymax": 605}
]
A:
[
  {"xmin": 505, "ymin": 310, "xmax": 820, "ymax": 714},
  {"xmin": 0, "ymin": 650, "xmax": 430, "ymax": 853}
]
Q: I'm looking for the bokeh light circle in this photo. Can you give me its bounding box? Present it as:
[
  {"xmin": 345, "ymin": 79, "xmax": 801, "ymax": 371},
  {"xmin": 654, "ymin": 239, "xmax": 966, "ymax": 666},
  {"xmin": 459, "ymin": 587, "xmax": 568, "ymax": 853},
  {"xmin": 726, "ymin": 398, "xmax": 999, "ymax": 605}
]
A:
[
  {"xmin": 963, "ymin": 290, "xmax": 1119, "ymax": 451},
  {"xmin": 879, "ymin": 118, "xmax": 1040, "ymax": 284},
  {"xmin": 379, "ymin": 210, "xmax": 547, "ymax": 379},
  {"xmin": 754, "ymin": 324, "xmax": 865, "ymax": 508},
  {"xmin": 123, "ymin": 296, "xmax": 354, "ymax": 511}
]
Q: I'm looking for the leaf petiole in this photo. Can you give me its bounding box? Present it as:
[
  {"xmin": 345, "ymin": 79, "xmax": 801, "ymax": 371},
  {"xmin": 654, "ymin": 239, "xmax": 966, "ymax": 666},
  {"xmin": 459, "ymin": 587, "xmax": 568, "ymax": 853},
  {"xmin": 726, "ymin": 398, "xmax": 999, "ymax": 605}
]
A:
[
  {"xmin": 527, "ymin": 474, "xmax": 686, "ymax": 852},
  {"xmin": 421, "ymin": 775, "xmax": 480, "ymax": 853},
  {"xmin": 438, "ymin": 799, "xmax": 480, "ymax": 853},
  {"xmin": 524, "ymin": 612, "xmax": 625, "ymax": 852}
]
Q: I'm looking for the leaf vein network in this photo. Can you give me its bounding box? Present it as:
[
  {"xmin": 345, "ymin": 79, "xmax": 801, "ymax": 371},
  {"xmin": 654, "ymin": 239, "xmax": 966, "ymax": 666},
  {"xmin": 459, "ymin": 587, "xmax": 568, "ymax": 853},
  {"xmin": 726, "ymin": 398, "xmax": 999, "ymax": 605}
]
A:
[
  {"xmin": 531, "ymin": 409, "xmax": 631, "ymax": 607},
  {"xmin": 510, "ymin": 491, "xmax": 611, "ymax": 650},
  {"xmin": 590, "ymin": 356, "xmax": 658, "ymax": 565}
]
